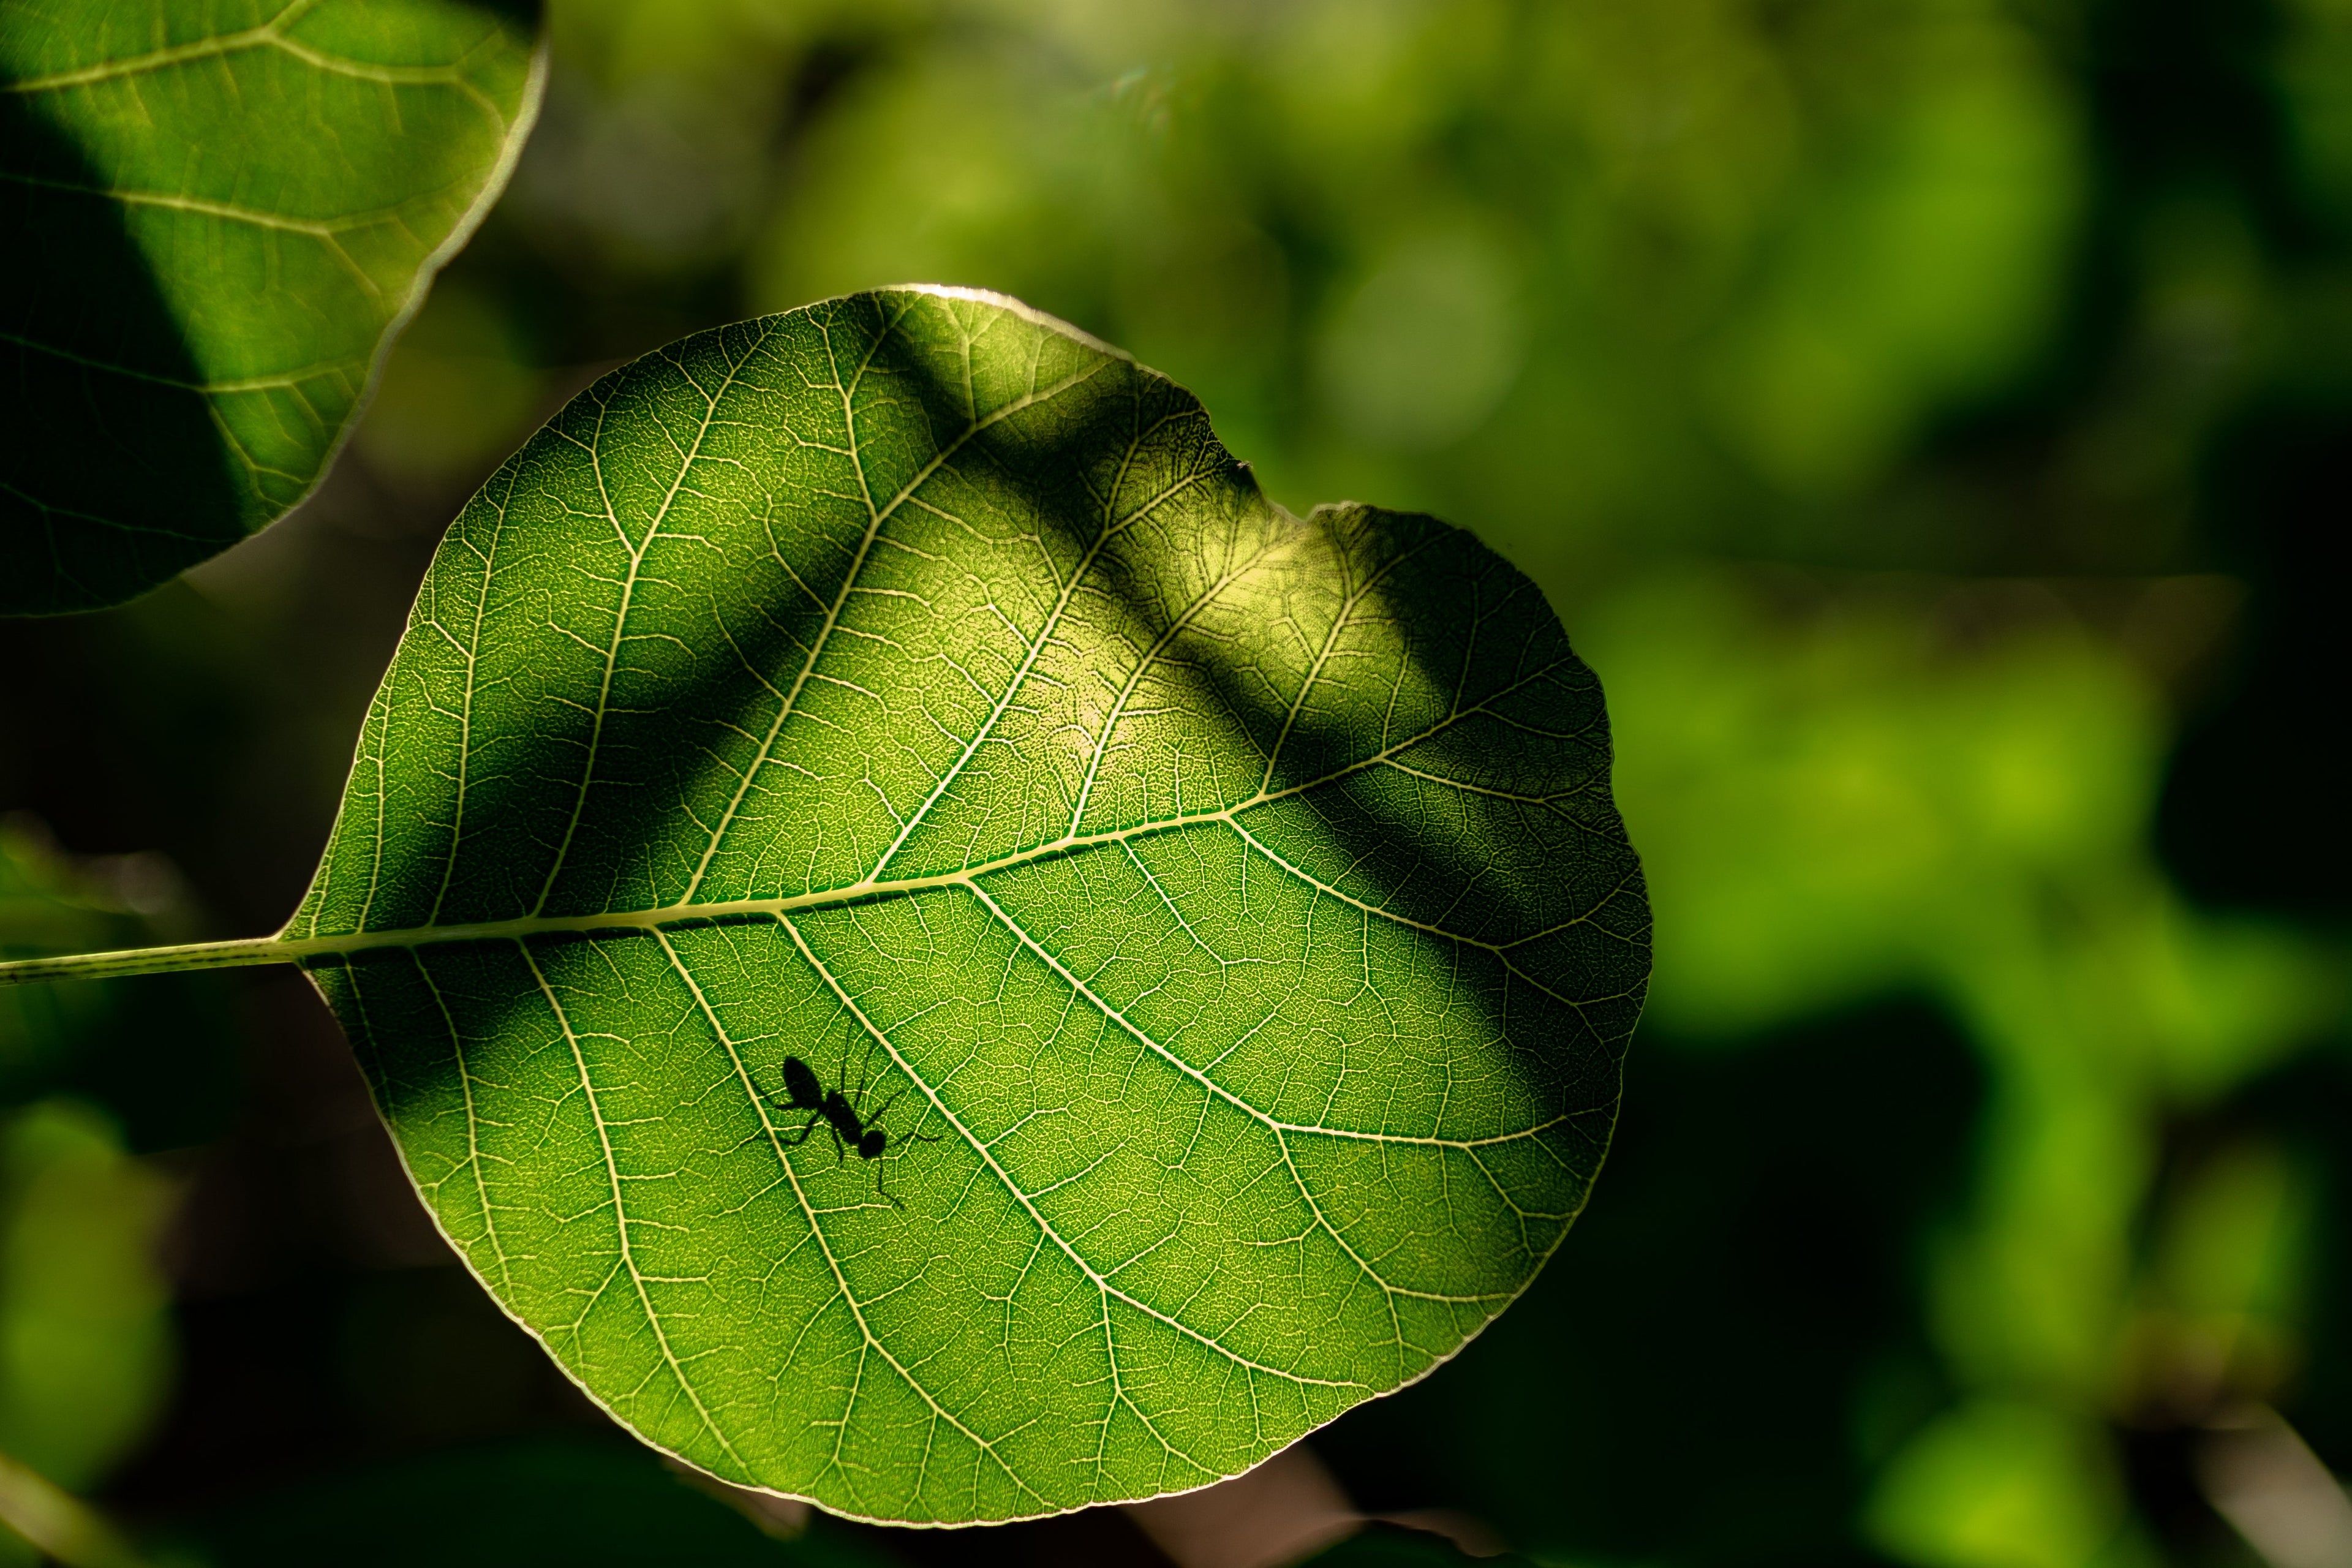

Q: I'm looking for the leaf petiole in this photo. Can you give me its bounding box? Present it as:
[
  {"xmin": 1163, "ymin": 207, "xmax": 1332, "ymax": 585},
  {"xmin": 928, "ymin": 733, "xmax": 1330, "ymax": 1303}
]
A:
[{"xmin": 0, "ymin": 935, "xmax": 300, "ymax": 986}]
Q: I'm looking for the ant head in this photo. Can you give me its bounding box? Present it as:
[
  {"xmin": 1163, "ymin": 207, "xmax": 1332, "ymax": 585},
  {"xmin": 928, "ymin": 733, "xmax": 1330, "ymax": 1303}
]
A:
[{"xmin": 858, "ymin": 1129, "xmax": 887, "ymax": 1159}]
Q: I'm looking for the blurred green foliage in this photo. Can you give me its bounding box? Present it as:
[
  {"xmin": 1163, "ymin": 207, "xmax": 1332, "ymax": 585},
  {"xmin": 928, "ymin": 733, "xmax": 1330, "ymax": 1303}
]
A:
[
  {"xmin": 0, "ymin": 1103, "xmax": 176, "ymax": 1496},
  {"xmin": 410, "ymin": 0, "xmax": 2349, "ymax": 578},
  {"xmin": 0, "ymin": 824, "xmax": 235, "ymax": 1152},
  {"xmin": 162, "ymin": 1436, "xmax": 892, "ymax": 1568},
  {"xmin": 1585, "ymin": 575, "xmax": 2338, "ymax": 1566},
  {"xmin": 5, "ymin": 0, "xmax": 2351, "ymax": 1561},
  {"xmin": 0, "ymin": 832, "xmax": 229, "ymax": 1567}
]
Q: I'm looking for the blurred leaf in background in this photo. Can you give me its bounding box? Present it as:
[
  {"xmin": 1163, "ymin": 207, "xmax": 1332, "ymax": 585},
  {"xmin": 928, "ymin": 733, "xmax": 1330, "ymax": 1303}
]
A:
[
  {"xmin": 349, "ymin": 279, "xmax": 549, "ymax": 489},
  {"xmin": 163, "ymin": 1436, "xmax": 895, "ymax": 1568},
  {"xmin": 0, "ymin": 1102, "xmax": 178, "ymax": 1568},
  {"xmin": 0, "ymin": 0, "xmax": 545, "ymax": 613},
  {"xmin": 1581, "ymin": 570, "xmax": 2340, "ymax": 1566},
  {"xmin": 0, "ymin": 829, "xmax": 235, "ymax": 1565},
  {"xmin": 717, "ymin": 0, "xmax": 2091, "ymax": 571},
  {"xmin": 0, "ymin": 822, "xmax": 235, "ymax": 1154}
]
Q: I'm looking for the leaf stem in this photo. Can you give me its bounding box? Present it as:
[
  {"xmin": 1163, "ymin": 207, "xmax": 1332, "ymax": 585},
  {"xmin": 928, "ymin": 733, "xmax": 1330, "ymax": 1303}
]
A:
[
  {"xmin": 0, "ymin": 935, "xmax": 298, "ymax": 987},
  {"xmin": 0, "ymin": 1448, "xmax": 160, "ymax": 1568}
]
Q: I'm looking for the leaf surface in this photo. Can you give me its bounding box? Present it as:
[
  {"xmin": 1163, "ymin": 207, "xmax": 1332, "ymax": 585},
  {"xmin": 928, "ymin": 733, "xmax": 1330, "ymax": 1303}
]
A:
[
  {"xmin": 0, "ymin": 0, "xmax": 542, "ymax": 614},
  {"xmin": 288, "ymin": 287, "xmax": 1649, "ymax": 1522}
]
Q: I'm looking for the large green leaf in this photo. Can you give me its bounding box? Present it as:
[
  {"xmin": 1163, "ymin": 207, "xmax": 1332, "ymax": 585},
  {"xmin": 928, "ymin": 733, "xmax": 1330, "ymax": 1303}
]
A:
[
  {"xmin": 283, "ymin": 287, "xmax": 1648, "ymax": 1521},
  {"xmin": 0, "ymin": 0, "xmax": 543, "ymax": 615}
]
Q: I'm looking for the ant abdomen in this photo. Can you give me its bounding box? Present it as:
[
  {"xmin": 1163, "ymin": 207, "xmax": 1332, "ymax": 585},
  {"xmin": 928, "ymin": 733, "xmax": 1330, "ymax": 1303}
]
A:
[{"xmin": 780, "ymin": 1055, "xmax": 823, "ymax": 1110}]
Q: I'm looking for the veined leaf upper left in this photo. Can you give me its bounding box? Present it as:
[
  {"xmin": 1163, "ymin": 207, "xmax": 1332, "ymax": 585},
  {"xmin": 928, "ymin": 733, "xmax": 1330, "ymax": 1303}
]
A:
[{"xmin": 0, "ymin": 0, "xmax": 543, "ymax": 614}]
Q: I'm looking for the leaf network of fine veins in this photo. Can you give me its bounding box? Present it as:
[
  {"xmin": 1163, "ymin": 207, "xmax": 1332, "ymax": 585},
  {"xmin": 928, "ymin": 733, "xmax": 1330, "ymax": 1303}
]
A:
[{"xmin": 285, "ymin": 287, "xmax": 1649, "ymax": 1523}]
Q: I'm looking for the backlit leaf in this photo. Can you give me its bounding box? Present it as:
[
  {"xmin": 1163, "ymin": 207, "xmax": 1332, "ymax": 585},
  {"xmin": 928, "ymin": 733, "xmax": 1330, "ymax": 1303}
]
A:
[{"xmin": 287, "ymin": 287, "xmax": 1649, "ymax": 1522}]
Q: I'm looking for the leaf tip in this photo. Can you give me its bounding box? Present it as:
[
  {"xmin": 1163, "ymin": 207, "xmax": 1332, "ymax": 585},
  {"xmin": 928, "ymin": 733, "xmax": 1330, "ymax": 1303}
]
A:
[{"xmin": 880, "ymin": 284, "xmax": 1136, "ymax": 365}]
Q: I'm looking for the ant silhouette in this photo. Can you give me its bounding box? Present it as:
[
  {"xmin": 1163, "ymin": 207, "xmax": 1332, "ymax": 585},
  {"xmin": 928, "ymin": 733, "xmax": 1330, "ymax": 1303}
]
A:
[{"xmin": 746, "ymin": 1049, "xmax": 939, "ymax": 1208}]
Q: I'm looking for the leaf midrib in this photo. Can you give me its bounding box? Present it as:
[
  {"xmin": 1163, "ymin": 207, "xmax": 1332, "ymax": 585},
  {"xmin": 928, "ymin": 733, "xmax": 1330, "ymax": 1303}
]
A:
[
  {"xmin": 348, "ymin": 625, "xmax": 1563, "ymax": 914},
  {"xmin": 0, "ymin": 650, "xmax": 1580, "ymax": 995}
]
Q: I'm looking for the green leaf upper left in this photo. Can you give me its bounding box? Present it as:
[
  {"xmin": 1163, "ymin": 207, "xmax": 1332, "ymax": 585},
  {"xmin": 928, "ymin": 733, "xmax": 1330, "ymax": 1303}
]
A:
[{"xmin": 0, "ymin": 0, "xmax": 543, "ymax": 615}]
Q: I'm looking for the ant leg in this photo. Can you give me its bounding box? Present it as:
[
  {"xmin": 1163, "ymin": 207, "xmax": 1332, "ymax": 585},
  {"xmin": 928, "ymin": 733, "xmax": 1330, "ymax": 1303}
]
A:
[
  {"xmin": 838, "ymin": 1031, "xmax": 868, "ymax": 1115},
  {"xmin": 732, "ymin": 1110, "xmax": 822, "ymax": 1155},
  {"xmin": 865, "ymin": 1085, "xmax": 943, "ymax": 1147},
  {"xmin": 872, "ymin": 1156, "xmax": 907, "ymax": 1210},
  {"xmin": 850, "ymin": 1044, "xmax": 884, "ymax": 1120}
]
